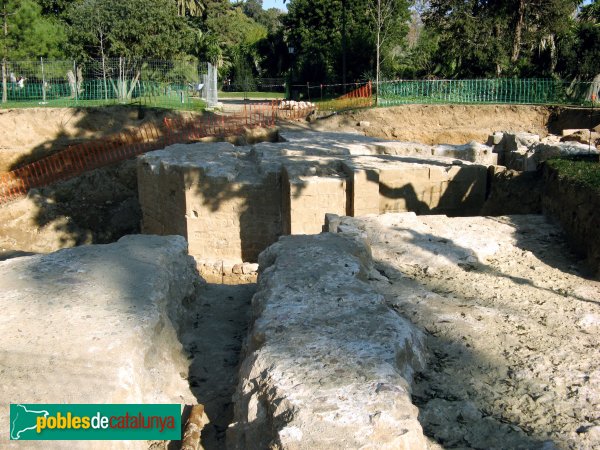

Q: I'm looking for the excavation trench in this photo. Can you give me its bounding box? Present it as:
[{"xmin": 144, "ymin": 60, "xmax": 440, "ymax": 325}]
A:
[
  {"xmin": 1, "ymin": 106, "xmax": 599, "ymax": 449},
  {"xmin": 178, "ymin": 281, "xmax": 255, "ymax": 449}
]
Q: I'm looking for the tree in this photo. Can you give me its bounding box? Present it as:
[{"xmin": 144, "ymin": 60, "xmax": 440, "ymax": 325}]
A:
[
  {"xmin": 371, "ymin": 0, "xmax": 410, "ymax": 100},
  {"xmin": 202, "ymin": 5, "xmax": 268, "ymax": 83},
  {"xmin": 241, "ymin": 0, "xmax": 283, "ymax": 34},
  {"xmin": 1, "ymin": 0, "xmax": 65, "ymax": 59},
  {"xmin": 67, "ymin": 0, "xmax": 194, "ymax": 60},
  {"xmin": 1, "ymin": 0, "xmax": 66, "ymax": 102},
  {"xmin": 285, "ymin": 0, "xmax": 401, "ymax": 83},
  {"xmin": 242, "ymin": 0, "xmax": 264, "ymax": 19},
  {"xmin": 205, "ymin": 6, "xmax": 267, "ymax": 48},
  {"xmin": 424, "ymin": 0, "xmax": 580, "ymax": 78},
  {"xmin": 556, "ymin": 0, "xmax": 600, "ymax": 82}
]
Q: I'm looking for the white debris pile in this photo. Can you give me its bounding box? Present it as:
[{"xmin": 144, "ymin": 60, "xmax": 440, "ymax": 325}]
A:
[{"xmin": 278, "ymin": 100, "xmax": 315, "ymax": 110}]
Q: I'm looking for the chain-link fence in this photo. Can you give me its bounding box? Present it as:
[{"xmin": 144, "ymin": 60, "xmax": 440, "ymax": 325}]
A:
[{"xmin": 0, "ymin": 58, "xmax": 216, "ymax": 110}]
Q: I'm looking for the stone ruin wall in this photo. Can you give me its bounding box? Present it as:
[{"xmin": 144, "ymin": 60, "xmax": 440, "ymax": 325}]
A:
[{"xmin": 137, "ymin": 132, "xmax": 491, "ymax": 282}]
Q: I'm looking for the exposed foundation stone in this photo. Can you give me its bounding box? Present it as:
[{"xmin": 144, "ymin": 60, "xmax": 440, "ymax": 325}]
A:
[
  {"xmin": 0, "ymin": 235, "xmax": 199, "ymax": 449},
  {"xmin": 138, "ymin": 131, "xmax": 490, "ymax": 277},
  {"xmin": 227, "ymin": 233, "xmax": 428, "ymax": 449}
]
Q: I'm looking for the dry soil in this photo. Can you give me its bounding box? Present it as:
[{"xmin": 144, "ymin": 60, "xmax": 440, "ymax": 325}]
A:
[
  {"xmin": 0, "ymin": 107, "xmax": 200, "ymax": 172},
  {"xmin": 347, "ymin": 213, "xmax": 600, "ymax": 449}
]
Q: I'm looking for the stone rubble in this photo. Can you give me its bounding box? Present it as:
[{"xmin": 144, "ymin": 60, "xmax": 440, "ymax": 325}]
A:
[{"xmin": 490, "ymin": 131, "xmax": 599, "ymax": 171}]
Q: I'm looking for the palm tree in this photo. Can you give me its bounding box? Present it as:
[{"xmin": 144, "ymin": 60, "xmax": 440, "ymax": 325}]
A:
[{"xmin": 176, "ymin": 0, "xmax": 205, "ymax": 17}]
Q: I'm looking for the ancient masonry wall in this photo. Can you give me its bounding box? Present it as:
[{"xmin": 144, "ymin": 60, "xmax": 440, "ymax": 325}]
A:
[
  {"xmin": 138, "ymin": 132, "xmax": 491, "ymax": 281},
  {"xmin": 542, "ymin": 164, "xmax": 600, "ymax": 276},
  {"xmin": 227, "ymin": 233, "xmax": 428, "ymax": 449}
]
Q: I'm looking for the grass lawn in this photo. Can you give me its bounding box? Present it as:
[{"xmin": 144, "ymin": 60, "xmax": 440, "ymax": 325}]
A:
[
  {"xmin": 547, "ymin": 157, "xmax": 600, "ymax": 192},
  {"xmin": 219, "ymin": 91, "xmax": 284, "ymax": 99},
  {"xmin": 0, "ymin": 95, "xmax": 206, "ymax": 111}
]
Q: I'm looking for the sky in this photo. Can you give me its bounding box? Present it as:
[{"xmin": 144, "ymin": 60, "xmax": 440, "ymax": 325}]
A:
[
  {"xmin": 262, "ymin": 0, "xmax": 288, "ymax": 11},
  {"xmin": 261, "ymin": 0, "xmax": 593, "ymax": 12}
]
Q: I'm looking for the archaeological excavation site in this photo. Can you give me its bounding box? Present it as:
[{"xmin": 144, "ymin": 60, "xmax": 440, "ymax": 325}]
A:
[{"xmin": 1, "ymin": 104, "xmax": 599, "ymax": 449}]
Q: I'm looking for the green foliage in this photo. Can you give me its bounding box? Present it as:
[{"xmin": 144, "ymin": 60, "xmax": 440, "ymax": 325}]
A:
[
  {"xmin": 205, "ymin": 6, "xmax": 267, "ymax": 47},
  {"xmin": 242, "ymin": 0, "xmax": 283, "ymax": 34},
  {"xmin": 255, "ymin": 28, "xmax": 288, "ymax": 78},
  {"xmin": 285, "ymin": 0, "xmax": 407, "ymax": 83},
  {"xmin": 557, "ymin": 21, "xmax": 600, "ymax": 80},
  {"xmin": 3, "ymin": 0, "xmax": 596, "ymax": 86},
  {"xmin": 176, "ymin": 0, "xmax": 205, "ymax": 17},
  {"xmin": 140, "ymin": 57, "xmax": 200, "ymax": 83},
  {"xmin": 285, "ymin": 0, "xmax": 340, "ymax": 82},
  {"xmin": 393, "ymin": 28, "xmax": 440, "ymax": 78},
  {"xmin": 554, "ymin": 0, "xmax": 600, "ymax": 81},
  {"xmin": 66, "ymin": 0, "xmax": 195, "ymax": 60},
  {"xmin": 424, "ymin": 0, "xmax": 580, "ymax": 78},
  {"xmin": 580, "ymin": 0, "xmax": 600, "ymax": 22},
  {"xmin": 241, "ymin": 0, "xmax": 263, "ymax": 20},
  {"xmin": 34, "ymin": 0, "xmax": 73, "ymax": 17},
  {"xmin": 197, "ymin": 33, "xmax": 226, "ymax": 68},
  {"xmin": 2, "ymin": 0, "xmax": 66, "ymax": 59},
  {"xmin": 547, "ymin": 158, "xmax": 600, "ymax": 192},
  {"xmin": 230, "ymin": 45, "xmax": 257, "ymax": 90},
  {"xmin": 201, "ymin": 3, "xmax": 270, "ymax": 84}
]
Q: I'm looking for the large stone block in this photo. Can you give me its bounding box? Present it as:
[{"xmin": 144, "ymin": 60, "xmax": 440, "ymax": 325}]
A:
[
  {"xmin": 137, "ymin": 132, "xmax": 492, "ymax": 277},
  {"xmin": 228, "ymin": 234, "xmax": 427, "ymax": 449},
  {"xmin": 289, "ymin": 177, "xmax": 347, "ymax": 234},
  {"xmin": 139, "ymin": 143, "xmax": 283, "ymax": 267},
  {"xmin": 0, "ymin": 235, "xmax": 199, "ymax": 449}
]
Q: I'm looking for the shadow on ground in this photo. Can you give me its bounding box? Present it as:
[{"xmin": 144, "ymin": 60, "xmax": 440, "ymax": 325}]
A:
[
  {"xmin": 6, "ymin": 106, "xmax": 191, "ymax": 170},
  {"xmin": 177, "ymin": 282, "xmax": 255, "ymax": 450}
]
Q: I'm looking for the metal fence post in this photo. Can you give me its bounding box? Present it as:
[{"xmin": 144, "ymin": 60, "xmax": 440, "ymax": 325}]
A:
[
  {"xmin": 73, "ymin": 60, "xmax": 78, "ymax": 104},
  {"xmin": 40, "ymin": 57, "xmax": 47, "ymax": 104}
]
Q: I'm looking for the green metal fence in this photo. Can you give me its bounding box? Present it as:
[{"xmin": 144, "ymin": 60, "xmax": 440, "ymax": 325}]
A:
[
  {"xmin": 3, "ymin": 63, "xmax": 599, "ymax": 110},
  {"xmin": 1, "ymin": 58, "xmax": 208, "ymax": 110},
  {"xmin": 378, "ymin": 79, "xmax": 598, "ymax": 106}
]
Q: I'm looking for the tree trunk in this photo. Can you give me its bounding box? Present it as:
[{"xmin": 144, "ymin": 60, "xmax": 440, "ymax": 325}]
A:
[
  {"xmin": 1, "ymin": 59, "xmax": 6, "ymax": 104},
  {"xmin": 100, "ymin": 31, "xmax": 108, "ymax": 101},
  {"xmin": 342, "ymin": 0, "xmax": 347, "ymax": 89},
  {"xmin": 2, "ymin": 1, "xmax": 8, "ymax": 104},
  {"xmin": 376, "ymin": 0, "xmax": 381, "ymax": 105},
  {"xmin": 511, "ymin": 0, "xmax": 525, "ymax": 63}
]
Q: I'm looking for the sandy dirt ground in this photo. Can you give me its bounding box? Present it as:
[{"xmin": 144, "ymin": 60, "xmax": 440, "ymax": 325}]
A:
[
  {"xmin": 0, "ymin": 107, "xmax": 200, "ymax": 172},
  {"xmin": 336, "ymin": 213, "xmax": 600, "ymax": 449},
  {"xmin": 310, "ymin": 104, "xmax": 553, "ymax": 144}
]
